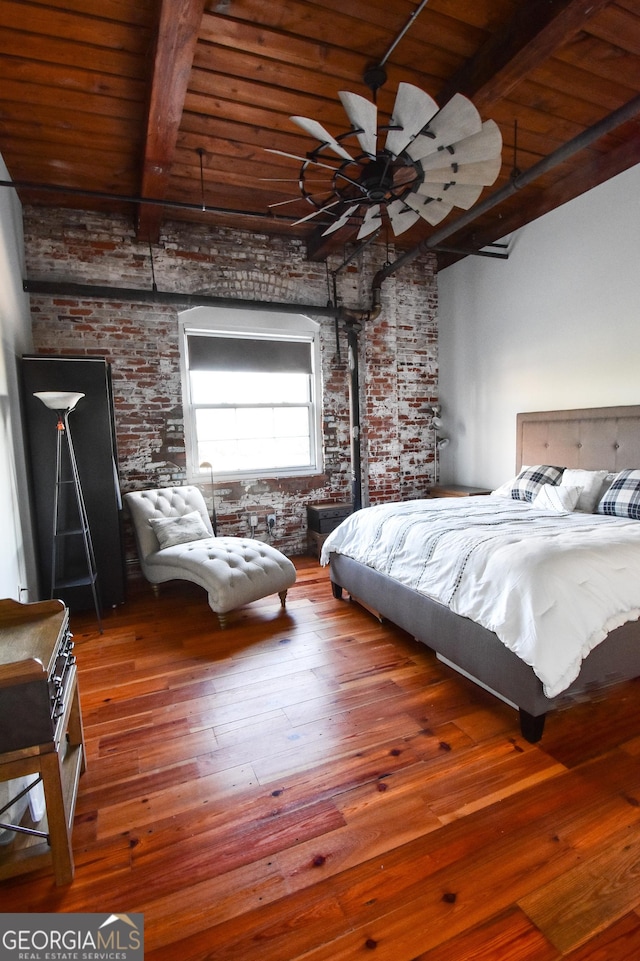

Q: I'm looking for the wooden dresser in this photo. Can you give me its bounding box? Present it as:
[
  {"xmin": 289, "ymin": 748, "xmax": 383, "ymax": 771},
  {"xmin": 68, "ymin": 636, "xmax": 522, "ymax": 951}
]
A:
[{"xmin": 0, "ymin": 597, "xmax": 85, "ymax": 885}]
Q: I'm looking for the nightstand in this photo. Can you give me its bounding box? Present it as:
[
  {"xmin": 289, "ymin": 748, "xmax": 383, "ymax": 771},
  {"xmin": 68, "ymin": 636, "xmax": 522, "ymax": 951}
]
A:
[
  {"xmin": 429, "ymin": 484, "xmax": 492, "ymax": 497},
  {"xmin": 306, "ymin": 502, "xmax": 352, "ymax": 558}
]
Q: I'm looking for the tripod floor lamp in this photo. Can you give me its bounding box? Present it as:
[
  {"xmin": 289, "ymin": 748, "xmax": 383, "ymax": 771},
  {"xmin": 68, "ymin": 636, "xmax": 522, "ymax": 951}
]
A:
[{"xmin": 34, "ymin": 390, "xmax": 102, "ymax": 632}]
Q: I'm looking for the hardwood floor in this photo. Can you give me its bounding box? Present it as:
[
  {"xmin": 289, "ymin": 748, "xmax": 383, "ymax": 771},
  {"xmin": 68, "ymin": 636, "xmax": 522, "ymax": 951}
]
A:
[{"xmin": 3, "ymin": 556, "xmax": 640, "ymax": 959}]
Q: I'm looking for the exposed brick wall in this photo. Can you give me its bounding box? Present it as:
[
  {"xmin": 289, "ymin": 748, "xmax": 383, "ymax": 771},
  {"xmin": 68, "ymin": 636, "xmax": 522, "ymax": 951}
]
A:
[{"xmin": 23, "ymin": 207, "xmax": 438, "ymax": 569}]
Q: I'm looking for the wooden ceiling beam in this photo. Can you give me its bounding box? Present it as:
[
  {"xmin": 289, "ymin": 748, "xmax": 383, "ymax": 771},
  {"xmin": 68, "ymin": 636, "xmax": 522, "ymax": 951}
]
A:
[
  {"xmin": 136, "ymin": 0, "xmax": 206, "ymax": 243},
  {"xmin": 437, "ymin": 0, "xmax": 613, "ymax": 111}
]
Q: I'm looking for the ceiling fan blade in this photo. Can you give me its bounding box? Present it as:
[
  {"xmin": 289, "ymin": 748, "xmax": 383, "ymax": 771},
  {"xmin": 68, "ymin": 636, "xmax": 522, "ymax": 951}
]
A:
[
  {"xmin": 418, "ymin": 156, "xmax": 502, "ymax": 186},
  {"xmin": 406, "ymin": 94, "xmax": 482, "ymax": 161},
  {"xmin": 357, "ymin": 204, "xmax": 382, "ymax": 239},
  {"xmin": 260, "ymin": 177, "xmax": 325, "ymax": 183},
  {"xmin": 268, "ymin": 197, "xmax": 309, "ymax": 208},
  {"xmin": 265, "ymin": 148, "xmax": 340, "ymax": 173},
  {"xmin": 385, "ymin": 82, "xmax": 439, "ymax": 158},
  {"xmin": 290, "ymin": 199, "xmax": 341, "ymax": 226},
  {"xmin": 339, "ymin": 91, "xmax": 377, "ymax": 157},
  {"xmin": 266, "ymin": 153, "xmax": 366, "ymax": 197},
  {"xmin": 417, "ymin": 120, "xmax": 503, "ymax": 172},
  {"xmin": 290, "ymin": 115, "xmax": 354, "ymax": 161},
  {"xmin": 386, "ymin": 200, "xmax": 421, "ymax": 236},
  {"xmin": 321, "ymin": 203, "xmax": 361, "ymax": 236},
  {"xmin": 416, "ymin": 181, "xmax": 483, "ymax": 210},
  {"xmin": 404, "ymin": 191, "xmax": 453, "ymax": 226}
]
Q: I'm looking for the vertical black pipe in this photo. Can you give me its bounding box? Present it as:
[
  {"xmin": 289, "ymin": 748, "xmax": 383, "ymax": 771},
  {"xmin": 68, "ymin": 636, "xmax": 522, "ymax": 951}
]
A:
[{"xmin": 346, "ymin": 323, "xmax": 362, "ymax": 511}]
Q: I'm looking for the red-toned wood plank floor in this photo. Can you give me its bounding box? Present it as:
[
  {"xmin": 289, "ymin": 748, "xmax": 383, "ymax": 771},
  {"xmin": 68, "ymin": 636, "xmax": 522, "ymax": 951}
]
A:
[{"xmin": 3, "ymin": 556, "xmax": 640, "ymax": 960}]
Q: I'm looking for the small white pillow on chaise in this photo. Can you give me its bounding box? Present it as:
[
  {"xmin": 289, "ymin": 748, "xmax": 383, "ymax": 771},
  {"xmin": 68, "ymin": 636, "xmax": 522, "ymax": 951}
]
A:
[{"xmin": 148, "ymin": 511, "xmax": 211, "ymax": 549}]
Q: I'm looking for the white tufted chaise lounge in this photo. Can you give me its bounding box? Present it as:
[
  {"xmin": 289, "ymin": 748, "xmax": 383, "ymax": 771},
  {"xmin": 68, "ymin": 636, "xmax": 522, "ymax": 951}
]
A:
[{"xmin": 124, "ymin": 486, "xmax": 297, "ymax": 628}]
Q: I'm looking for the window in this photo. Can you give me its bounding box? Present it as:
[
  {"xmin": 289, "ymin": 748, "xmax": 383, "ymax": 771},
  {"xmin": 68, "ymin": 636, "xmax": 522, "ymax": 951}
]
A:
[{"xmin": 180, "ymin": 307, "xmax": 322, "ymax": 481}]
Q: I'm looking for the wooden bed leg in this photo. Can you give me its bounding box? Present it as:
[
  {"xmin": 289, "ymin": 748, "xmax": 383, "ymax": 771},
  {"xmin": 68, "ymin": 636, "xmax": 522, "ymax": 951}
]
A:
[
  {"xmin": 331, "ymin": 581, "xmax": 343, "ymax": 600},
  {"xmin": 519, "ymin": 709, "xmax": 546, "ymax": 743}
]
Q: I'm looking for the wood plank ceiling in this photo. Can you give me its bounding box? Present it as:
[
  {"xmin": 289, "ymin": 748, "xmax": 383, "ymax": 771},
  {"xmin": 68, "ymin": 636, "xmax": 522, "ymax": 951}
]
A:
[{"xmin": 2, "ymin": 0, "xmax": 640, "ymax": 269}]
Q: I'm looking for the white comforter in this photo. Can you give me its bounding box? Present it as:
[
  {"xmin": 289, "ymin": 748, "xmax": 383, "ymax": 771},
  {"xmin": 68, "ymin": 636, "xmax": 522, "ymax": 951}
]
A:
[{"xmin": 320, "ymin": 496, "xmax": 640, "ymax": 697}]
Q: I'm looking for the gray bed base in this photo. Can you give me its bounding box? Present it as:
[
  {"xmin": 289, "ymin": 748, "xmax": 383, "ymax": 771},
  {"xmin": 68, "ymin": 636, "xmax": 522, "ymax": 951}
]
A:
[
  {"xmin": 329, "ymin": 404, "xmax": 640, "ymax": 742},
  {"xmin": 329, "ymin": 553, "xmax": 640, "ymax": 742}
]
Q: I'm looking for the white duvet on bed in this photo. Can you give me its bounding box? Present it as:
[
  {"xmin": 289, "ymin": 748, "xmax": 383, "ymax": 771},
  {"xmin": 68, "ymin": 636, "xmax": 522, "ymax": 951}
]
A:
[{"xmin": 320, "ymin": 496, "xmax": 640, "ymax": 697}]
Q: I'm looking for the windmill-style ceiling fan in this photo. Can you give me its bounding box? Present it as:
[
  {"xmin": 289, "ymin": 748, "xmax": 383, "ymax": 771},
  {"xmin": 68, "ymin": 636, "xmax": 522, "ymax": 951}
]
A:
[{"xmin": 266, "ymin": 77, "xmax": 503, "ymax": 241}]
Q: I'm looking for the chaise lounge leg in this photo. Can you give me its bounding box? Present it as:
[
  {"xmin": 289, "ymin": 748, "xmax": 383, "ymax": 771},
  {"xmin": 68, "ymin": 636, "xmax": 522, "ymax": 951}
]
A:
[
  {"xmin": 519, "ymin": 709, "xmax": 546, "ymax": 743},
  {"xmin": 151, "ymin": 584, "xmax": 160, "ymax": 599},
  {"xmin": 217, "ymin": 611, "xmax": 228, "ymax": 630},
  {"xmin": 278, "ymin": 589, "xmax": 288, "ymax": 608}
]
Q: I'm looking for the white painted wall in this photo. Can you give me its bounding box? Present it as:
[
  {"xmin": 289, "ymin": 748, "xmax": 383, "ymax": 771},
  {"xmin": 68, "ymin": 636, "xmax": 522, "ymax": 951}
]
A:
[
  {"xmin": 0, "ymin": 155, "xmax": 37, "ymax": 600},
  {"xmin": 0, "ymin": 156, "xmax": 40, "ymax": 826},
  {"xmin": 437, "ymin": 162, "xmax": 640, "ymax": 490}
]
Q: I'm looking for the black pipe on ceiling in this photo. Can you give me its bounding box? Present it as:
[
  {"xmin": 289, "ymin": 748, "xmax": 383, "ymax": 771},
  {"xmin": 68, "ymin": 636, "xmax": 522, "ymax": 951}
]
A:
[
  {"xmin": 373, "ymin": 90, "xmax": 640, "ymax": 291},
  {"xmin": 23, "ymin": 279, "xmax": 340, "ymax": 318},
  {"xmin": 378, "ymin": 0, "xmax": 430, "ymax": 67},
  {"xmin": 0, "ymin": 178, "xmax": 297, "ymax": 226},
  {"xmin": 432, "ymin": 244, "xmax": 509, "ymax": 260}
]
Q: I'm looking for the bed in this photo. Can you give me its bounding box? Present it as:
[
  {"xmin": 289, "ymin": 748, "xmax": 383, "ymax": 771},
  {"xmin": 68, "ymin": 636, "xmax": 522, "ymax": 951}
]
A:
[{"xmin": 322, "ymin": 405, "xmax": 640, "ymax": 742}]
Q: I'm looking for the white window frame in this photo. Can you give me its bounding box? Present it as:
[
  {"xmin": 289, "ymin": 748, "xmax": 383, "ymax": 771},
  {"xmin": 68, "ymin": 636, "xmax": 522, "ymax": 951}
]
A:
[{"xmin": 179, "ymin": 306, "xmax": 323, "ymax": 482}]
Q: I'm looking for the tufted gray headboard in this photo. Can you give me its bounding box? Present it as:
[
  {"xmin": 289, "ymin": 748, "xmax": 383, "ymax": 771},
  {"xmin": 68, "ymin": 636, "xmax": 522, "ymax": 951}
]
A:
[{"xmin": 516, "ymin": 405, "xmax": 640, "ymax": 474}]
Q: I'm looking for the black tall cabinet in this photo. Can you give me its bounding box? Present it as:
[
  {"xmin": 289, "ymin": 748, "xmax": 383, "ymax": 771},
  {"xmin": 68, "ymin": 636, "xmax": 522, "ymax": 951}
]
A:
[{"xmin": 21, "ymin": 356, "xmax": 125, "ymax": 612}]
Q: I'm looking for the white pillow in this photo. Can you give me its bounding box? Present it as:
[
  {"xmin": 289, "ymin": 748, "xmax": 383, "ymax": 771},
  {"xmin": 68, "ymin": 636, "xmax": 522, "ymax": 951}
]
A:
[
  {"xmin": 533, "ymin": 484, "xmax": 582, "ymax": 513},
  {"xmin": 560, "ymin": 469, "xmax": 609, "ymax": 513},
  {"xmin": 493, "ymin": 465, "xmax": 530, "ymax": 497},
  {"xmin": 597, "ymin": 472, "xmax": 617, "ymax": 503},
  {"xmin": 492, "ymin": 477, "xmax": 516, "ymax": 497},
  {"xmin": 148, "ymin": 511, "xmax": 211, "ymax": 549}
]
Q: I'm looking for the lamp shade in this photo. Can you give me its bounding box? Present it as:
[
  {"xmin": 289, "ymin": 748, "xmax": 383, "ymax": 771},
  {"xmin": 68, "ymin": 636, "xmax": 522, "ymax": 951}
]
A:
[{"xmin": 34, "ymin": 391, "xmax": 85, "ymax": 412}]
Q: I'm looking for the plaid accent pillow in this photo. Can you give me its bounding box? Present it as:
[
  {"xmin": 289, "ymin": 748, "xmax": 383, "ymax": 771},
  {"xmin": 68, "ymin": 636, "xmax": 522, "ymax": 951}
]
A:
[
  {"xmin": 509, "ymin": 465, "xmax": 565, "ymax": 503},
  {"xmin": 597, "ymin": 469, "xmax": 640, "ymax": 520}
]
